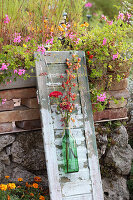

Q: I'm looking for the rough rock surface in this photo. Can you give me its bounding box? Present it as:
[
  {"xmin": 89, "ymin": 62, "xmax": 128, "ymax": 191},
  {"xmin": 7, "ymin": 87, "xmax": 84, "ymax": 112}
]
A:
[
  {"xmin": 0, "ymin": 150, "xmax": 10, "ymax": 165},
  {"xmin": 11, "ymin": 131, "xmax": 46, "ymax": 170},
  {"xmin": 105, "ymin": 126, "xmax": 133, "ymax": 175},
  {"xmin": 0, "ymin": 135, "xmax": 15, "ymax": 151},
  {"xmin": 103, "ymin": 176, "xmax": 129, "ymax": 200}
]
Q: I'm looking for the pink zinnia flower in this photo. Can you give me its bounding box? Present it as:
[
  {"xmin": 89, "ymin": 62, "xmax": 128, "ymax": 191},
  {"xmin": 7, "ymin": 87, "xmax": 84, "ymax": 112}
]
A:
[
  {"xmin": 103, "ymin": 38, "xmax": 107, "ymax": 45},
  {"xmin": 97, "ymin": 93, "xmax": 106, "ymax": 102},
  {"xmin": 18, "ymin": 69, "xmax": 25, "ymax": 75},
  {"xmin": 14, "ymin": 69, "xmax": 18, "ymax": 74},
  {"xmin": 69, "ymin": 32, "xmax": 76, "ymax": 40},
  {"xmin": 85, "ymin": 2, "xmax": 92, "ymax": 8},
  {"xmin": 4, "ymin": 15, "xmax": 10, "ymax": 24},
  {"xmin": 25, "ymin": 36, "xmax": 31, "ymax": 42},
  {"xmin": 107, "ymin": 20, "xmax": 113, "ymax": 25},
  {"xmin": 118, "ymin": 12, "xmax": 124, "ymax": 20},
  {"xmin": 113, "ymin": 52, "xmax": 119, "ymax": 60},
  {"xmin": 46, "ymin": 38, "xmax": 54, "ymax": 45},
  {"xmin": 0, "ymin": 63, "xmax": 9, "ymax": 70},
  {"xmin": 14, "ymin": 33, "xmax": 21, "ymax": 43},
  {"xmin": 101, "ymin": 14, "xmax": 107, "ymax": 21},
  {"xmin": 126, "ymin": 12, "xmax": 132, "ymax": 19},
  {"xmin": 37, "ymin": 44, "xmax": 46, "ymax": 54}
]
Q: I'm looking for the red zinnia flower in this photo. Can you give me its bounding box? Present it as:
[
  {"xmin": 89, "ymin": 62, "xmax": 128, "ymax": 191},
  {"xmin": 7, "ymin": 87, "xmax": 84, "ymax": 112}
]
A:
[
  {"xmin": 89, "ymin": 55, "xmax": 93, "ymax": 59},
  {"xmin": 49, "ymin": 91, "xmax": 63, "ymax": 98},
  {"xmin": 87, "ymin": 51, "xmax": 90, "ymax": 55}
]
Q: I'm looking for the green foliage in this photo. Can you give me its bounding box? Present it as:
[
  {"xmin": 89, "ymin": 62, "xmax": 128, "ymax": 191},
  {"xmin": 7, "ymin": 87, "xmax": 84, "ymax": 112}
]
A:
[{"xmin": 0, "ymin": 39, "xmax": 36, "ymax": 85}]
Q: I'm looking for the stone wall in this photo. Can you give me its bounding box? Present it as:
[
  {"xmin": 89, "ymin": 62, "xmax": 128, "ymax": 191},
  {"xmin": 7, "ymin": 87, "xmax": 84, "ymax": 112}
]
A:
[{"xmin": 0, "ymin": 130, "xmax": 48, "ymax": 186}]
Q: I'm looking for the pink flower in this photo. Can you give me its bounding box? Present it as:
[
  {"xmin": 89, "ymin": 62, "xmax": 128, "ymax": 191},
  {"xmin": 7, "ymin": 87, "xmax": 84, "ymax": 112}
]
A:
[
  {"xmin": 107, "ymin": 20, "xmax": 113, "ymax": 25},
  {"xmin": 0, "ymin": 63, "xmax": 9, "ymax": 70},
  {"xmin": 14, "ymin": 33, "xmax": 21, "ymax": 43},
  {"xmin": 66, "ymin": 24, "xmax": 71, "ymax": 28},
  {"xmin": 18, "ymin": 69, "xmax": 25, "ymax": 75},
  {"xmin": 4, "ymin": 15, "xmax": 10, "ymax": 24},
  {"xmin": 101, "ymin": 14, "xmax": 107, "ymax": 21},
  {"xmin": 103, "ymin": 38, "xmax": 107, "ymax": 45},
  {"xmin": 25, "ymin": 36, "xmax": 31, "ymax": 42},
  {"xmin": 113, "ymin": 52, "xmax": 119, "ymax": 60},
  {"xmin": 46, "ymin": 37, "xmax": 54, "ymax": 45},
  {"xmin": 85, "ymin": 2, "xmax": 92, "ymax": 8},
  {"xmin": 69, "ymin": 32, "xmax": 76, "ymax": 40},
  {"xmin": 14, "ymin": 69, "xmax": 18, "ymax": 74},
  {"xmin": 118, "ymin": 12, "xmax": 124, "ymax": 20},
  {"xmin": 97, "ymin": 93, "xmax": 106, "ymax": 102},
  {"xmin": 126, "ymin": 12, "xmax": 132, "ymax": 19},
  {"xmin": 2, "ymin": 99, "xmax": 7, "ymax": 105},
  {"xmin": 37, "ymin": 44, "xmax": 46, "ymax": 54}
]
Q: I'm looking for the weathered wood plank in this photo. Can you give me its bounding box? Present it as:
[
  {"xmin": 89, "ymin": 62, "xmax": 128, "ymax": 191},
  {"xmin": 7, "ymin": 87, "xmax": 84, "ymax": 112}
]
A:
[
  {"xmin": 61, "ymin": 181, "xmax": 92, "ymax": 196},
  {"xmin": 42, "ymin": 51, "xmax": 84, "ymax": 64},
  {"xmin": 77, "ymin": 51, "xmax": 104, "ymax": 200},
  {"xmin": 35, "ymin": 53, "xmax": 62, "ymax": 200},
  {"xmin": 63, "ymin": 193, "xmax": 93, "ymax": 200}
]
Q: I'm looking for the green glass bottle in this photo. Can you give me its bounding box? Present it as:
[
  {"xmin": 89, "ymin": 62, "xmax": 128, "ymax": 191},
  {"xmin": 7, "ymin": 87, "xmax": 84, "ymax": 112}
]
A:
[{"xmin": 62, "ymin": 127, "xmax": 79, "ymax": 173}]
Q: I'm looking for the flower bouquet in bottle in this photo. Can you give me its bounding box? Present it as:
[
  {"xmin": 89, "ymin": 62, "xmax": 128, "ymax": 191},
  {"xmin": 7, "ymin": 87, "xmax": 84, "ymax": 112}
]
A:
[{"xmin": 49, "ymin": 55, "xmax": 81, "ymax": 173}]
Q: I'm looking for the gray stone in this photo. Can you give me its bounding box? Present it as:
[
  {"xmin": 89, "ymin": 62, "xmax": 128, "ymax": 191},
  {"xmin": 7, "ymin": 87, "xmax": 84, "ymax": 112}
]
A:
[
  {"xmin": 102, "ymin": 176, "xmax": 129, "ymax": 200},
  {"xmin": 11, "ymin": 131, "xmax": 46, "ymax": 170},
  {"xmin": 105, "ymin": 125, "xmax": 133, "ymax": 175},
  {"xmin": 10, "ymin": 167, "xmax": 48, "ymax": 186},
  {"xmin": 96, "ymin": 134, "xmax": 108, "ymax": 159},
  {"xmin": 0, "ymin": 135, "xmax": 15, "ymax": 151},
  {"xmin": 0, "ymin": 150, "xmax": 10, "ymax": 165},
  {"xmin": 0, "ymin": 162, "xmax": 5, "ymax": 180}
]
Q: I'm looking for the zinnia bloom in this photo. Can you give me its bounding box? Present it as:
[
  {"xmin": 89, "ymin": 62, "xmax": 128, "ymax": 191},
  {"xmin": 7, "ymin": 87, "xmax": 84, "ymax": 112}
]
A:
[
  {"xmin": 89, "ymin": 55, "xmax": 93, "ymax": 59},
  {"xmin": 103, "ymin": 38, "xmax": 107, "ymax": 45},
  {"xmin": 30, "ymin": 193, "xmax": 34, "ymax": 197},
  {"xmin": 34, "ymin": 176, "xmax": 42, "ymax": 182},
  {"xmin": 97, "ymin": 93, "xmax": 106, "ymax": 102},
  {"xmin": 4, "ymin": 15, "xmax": 10, "ymax": 24},
  {"xmin": 85, "ymin": 2, "xmax": 92, "ymax": 7},
  {"xmin": 32, "ymin": 183, "xmax": 38, "ymax": 189},
  {"xmin": 49, "ymin": 91, "xmax": 63, "ymax": 98},
  {"xmin": 0, "ymin": 184, "xmax": 7, "ymax": 191},
  {"xmin": 113, "ymin": 52, "xmax": 119, "ymax": 60},
  {"xmin": 18, "ymin": 178, "xmax": 23, "ymax": 182},
  {"xmin": 5, "ymin": 176, "xmax": 10, "ymax": 179},
  {"xmin": 60, "ymin": 102, "xmax": 71, "ymax": 110},
  {"xmin": 7, "ymin": 183, "xmax": 16, "ymax": 190},
  {"xmin": 39, "ymin": 195, "xmax": 45, "ymax": 200}
]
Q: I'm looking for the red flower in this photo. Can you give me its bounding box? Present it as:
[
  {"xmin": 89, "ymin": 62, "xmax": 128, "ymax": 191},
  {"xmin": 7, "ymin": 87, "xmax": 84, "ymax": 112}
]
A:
[
  {"xmin": 60, "ymin": 102, "xmax": 71, "ymax": 110},
  {"xmin": 89, "ymin": 55, "xmax": 93, "ymax": 59},
  {"xmin": 49, "ymin": 91, "xmax": 63, "ymax": 98},
  {"xmin": 62, "ymin": 82, "xmax": 65, "ymax": 89},
  {"xmin": 60, "ymin": 74, "xmax": 64, "ymax": 78},
  {"xmin": 87, "ymin": 51, "xmax": 90, "ymax": 55},
  {"xmin": 73, "ymin": 83, "xmax": 76, "ymax": 87}
]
